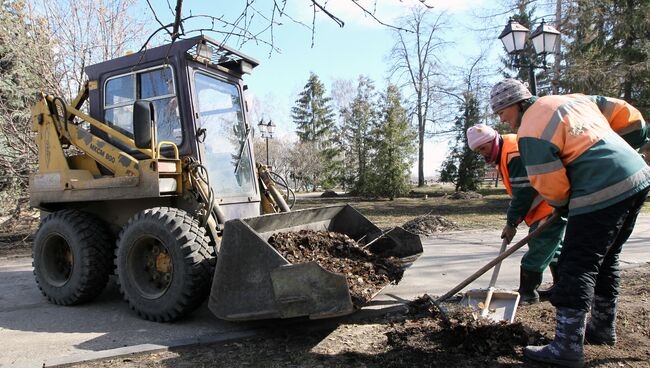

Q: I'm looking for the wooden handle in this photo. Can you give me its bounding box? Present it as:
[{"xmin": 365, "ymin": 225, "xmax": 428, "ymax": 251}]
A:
[{"xmin": 435, "ymin": 213, "xmax": 560, "ymax": 303}]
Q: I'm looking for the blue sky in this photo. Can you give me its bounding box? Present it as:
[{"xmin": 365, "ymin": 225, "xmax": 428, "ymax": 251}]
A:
[{"xmin": 145, "ymin": 0, "xmax": 514, "ymax": 178}]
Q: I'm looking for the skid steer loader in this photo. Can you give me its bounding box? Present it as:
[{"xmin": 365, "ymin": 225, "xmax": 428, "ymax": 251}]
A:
[{"xmin": 28, "ymin": 36, "xmax": 423, "ymax": 322}]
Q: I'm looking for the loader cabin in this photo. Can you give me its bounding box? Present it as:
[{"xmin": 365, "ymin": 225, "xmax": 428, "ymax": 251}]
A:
[{"xmin": 84, "ymin": 36, "xmax": 261, "ymax": 219}]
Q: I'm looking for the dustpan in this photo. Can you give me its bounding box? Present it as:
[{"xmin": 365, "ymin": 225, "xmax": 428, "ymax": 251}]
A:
[
  {"xmin": 429, "ymin": 214, "xmax": 559, "ymax": 323},
  {"xmin": 460, "ymin": 239, "xmax": 520, "ymax": 322}
]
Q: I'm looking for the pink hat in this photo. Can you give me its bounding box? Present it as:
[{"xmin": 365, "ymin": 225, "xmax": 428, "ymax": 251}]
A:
[{"xmin": 466, "ymin": 124, "xmax": 497, "ymax": 150}]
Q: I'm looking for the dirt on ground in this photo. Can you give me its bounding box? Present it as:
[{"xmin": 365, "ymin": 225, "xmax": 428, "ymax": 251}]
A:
[
  {"xmin": 401, "ymin": 214, "xmax": 459, "ymax": 235},
  {"xmin": 268, "ymin": 230, "xmax": 404, "ymax": 305},
  {"xmin": 72, "ymin": 265, "xmax": 650, "ymax": 368},
  {"xmin": 446, "ymin": 191, "xmax": 484, "ymax": 200}
]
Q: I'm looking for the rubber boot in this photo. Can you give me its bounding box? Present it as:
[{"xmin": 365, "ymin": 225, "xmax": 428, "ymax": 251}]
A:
[
  {"xmin": 524, "ymin": 307, "xmax": 586, "ymax": 368},
  {"xmin": 585, "ymin": 295, "xmax": 617, "ymax": 345},
  {"xmin": 518, "ymin": 267, "xmax": 542, "ymax": 305},
  {"xmin": 538, "ymin": 264, "xmax": 558, "ymax": 300}
]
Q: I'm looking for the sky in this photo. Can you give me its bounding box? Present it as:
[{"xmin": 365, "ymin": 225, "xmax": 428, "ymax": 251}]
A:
[{"xmin": 145, "ymin": 0, "xmax": 515, "ymax": 179}]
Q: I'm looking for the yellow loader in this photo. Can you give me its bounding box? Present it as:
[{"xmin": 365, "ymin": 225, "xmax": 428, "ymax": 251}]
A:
[{"xmin": 29, "ymin": 36, "xmax": 423, "ymax": 322}]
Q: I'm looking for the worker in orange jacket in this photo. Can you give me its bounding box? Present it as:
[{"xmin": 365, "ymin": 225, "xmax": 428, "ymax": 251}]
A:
[
  {"xmin": 489, "ymin": 78, "xmax": 650, "ymax": 368},
  {"xmin": 467, "ymin": 124, "xmax": 566, "ymax": 305}
]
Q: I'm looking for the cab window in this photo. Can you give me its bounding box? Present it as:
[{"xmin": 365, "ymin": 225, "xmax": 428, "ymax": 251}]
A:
[{"xmin": 104, "ymin": 66, "xmax": 182, "ymax": 145}]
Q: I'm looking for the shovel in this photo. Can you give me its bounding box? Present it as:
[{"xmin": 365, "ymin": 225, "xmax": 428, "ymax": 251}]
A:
[
  {"xmin": 428, "ymin": 213, "xmax": 560, "ymax": 322},
  {"xmin": 460, "ymin": 238, "xmax": 520, "ymax": 322}
]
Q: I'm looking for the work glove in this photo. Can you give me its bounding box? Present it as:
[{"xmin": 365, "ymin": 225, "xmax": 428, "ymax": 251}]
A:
[{"xmin": 501, "ymin": 223, "xmax": 517, "ymax": 244}]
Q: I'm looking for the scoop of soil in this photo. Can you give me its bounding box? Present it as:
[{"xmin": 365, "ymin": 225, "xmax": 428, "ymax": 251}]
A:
[
  {"xmin": 402, "ymin": 215, "xmax": 458, "ymax": 235},
  {"xmin": 268, "ymin": 230, "xmax": 403, "ymax": 306}
]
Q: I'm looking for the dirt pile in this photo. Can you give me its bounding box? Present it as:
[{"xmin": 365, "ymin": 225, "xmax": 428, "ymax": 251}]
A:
[
  {"xmin": 402, "ymin": 215, "xmax": 458, "ymax": 235},
  {"xmin": 319, "ymin": 190, "xmax": 340, "ymax": 198},
  {"xmin": 391, "ymin": 296, "xmax": 548, "ymax": 357},
  {"xmin": 445, "ymin": 191, "xmax": 483, "ymax": 200},
  {"xmin": 268, "ymin": 230, "xmax": 404, "ymax": 305}
]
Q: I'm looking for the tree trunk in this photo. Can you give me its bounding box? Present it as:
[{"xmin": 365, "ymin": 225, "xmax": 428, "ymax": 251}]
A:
[{"xmin": 418, "ymin": 111, "xmax": 425, "ymax": 187}]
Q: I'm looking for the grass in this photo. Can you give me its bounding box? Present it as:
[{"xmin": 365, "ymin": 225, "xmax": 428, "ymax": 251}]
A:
[
  {"xmin": 294, "ymin": 185, "xmax": 511, "ymax": 230},
  {"xmin": 295, "ymin": 183, "xmax": 650, "ymax": 230}
]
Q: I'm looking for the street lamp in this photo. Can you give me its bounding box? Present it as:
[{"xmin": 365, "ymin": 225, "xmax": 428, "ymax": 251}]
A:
[
  {"xmin": 257, "ymin": 119, "xmax": 276, "ymax": 164},
  {"xmin": 498, "ymin": 18, "xmax": 560, "ymax": 95}
]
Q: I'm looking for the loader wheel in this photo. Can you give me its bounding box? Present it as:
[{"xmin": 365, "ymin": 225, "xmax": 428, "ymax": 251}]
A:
[
  {"xmin": 32, "ymin": 210, "xmax": 114, "ymax": 305},
  {"xmin": 115, "ymin": 207, "xmax": 214, "ymax": 322}
]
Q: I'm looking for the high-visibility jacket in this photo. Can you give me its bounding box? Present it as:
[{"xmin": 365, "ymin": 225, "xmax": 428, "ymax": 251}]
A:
[
  {"xmin": 518, "ymin": 94, "xmax": 650, "ymax": 216},
  {"xmin": 590, "ymin": 95, "xmax": 649, "ymax": 149},
  {"xmin": 499, "ymin": 134, "xmax": 553, "ymax": 226}
]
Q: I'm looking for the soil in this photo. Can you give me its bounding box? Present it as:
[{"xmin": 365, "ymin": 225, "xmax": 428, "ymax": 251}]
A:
[
  {"xmin": 72, "ymin": 265, "xmax": 650, "ymax": 368},
  {"xmin": 268, "ymin": 230, "xmax": 404, "ymax": 305},
  {"xmin": 446, "ymin": 191, "xmax": 484, "ymax": 200},
  {"xmin": 401, "ymin": 215, "xmax": 459, "ymax": 235},
  {"xmin": 320, "ymin": 190, "xmax": 340, "ymax": 198}
]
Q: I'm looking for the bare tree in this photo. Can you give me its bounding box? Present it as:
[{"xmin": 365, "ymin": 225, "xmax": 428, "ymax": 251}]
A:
[
  {"xmin": 288, "ymin": 141, "xmax": 325, "ymax": 191},
  {"xmin": 32, "ymin": 0, "xmax": 146, "ymax": 99},
  {"xmin": 253, "ymin": 136, "xmax": 294, "ymax": 183},
  {"xmin": 389, "ymin": 6, "xmax": 447, "ymax": 187},
  {"xmin": 142, "ymin": 1, "xmax": 434, "ymax": 55}
]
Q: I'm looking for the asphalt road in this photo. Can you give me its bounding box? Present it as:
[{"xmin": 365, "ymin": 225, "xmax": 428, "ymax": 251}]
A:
[{"xmin": 2, "ymin": 215, "xmax": 650, "ymax": 368}]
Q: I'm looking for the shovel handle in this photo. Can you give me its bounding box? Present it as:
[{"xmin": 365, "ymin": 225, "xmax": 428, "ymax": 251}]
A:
[
  {"xmin": 435, "ymin": 213, "xmax": 560, "ymax": 304},
  {"xmin": 488, "ymin": 239, "xmax": 510, "ymax": 288}
]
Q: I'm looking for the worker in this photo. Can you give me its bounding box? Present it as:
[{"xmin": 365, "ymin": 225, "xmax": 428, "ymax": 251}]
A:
[
  {"xmin": 489, "ymin": 78, "xmax": 650, "ymax": 368},
  {"xmin": 466, "ymin": 124, "xmax": 565, "ymax": 305}
]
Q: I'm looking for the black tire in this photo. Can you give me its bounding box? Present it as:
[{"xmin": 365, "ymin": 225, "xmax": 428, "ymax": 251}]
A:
[
  {"xmin": 115, "ymin": 207, "xmax": 214, "ymax": 322},
  {"xmin": 32, "ymin": 209, "xmax": 114, "ymax": 305}
]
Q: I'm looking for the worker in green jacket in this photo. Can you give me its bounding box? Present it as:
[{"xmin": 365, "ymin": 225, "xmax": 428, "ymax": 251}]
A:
[
  {"xmin": 489, "ymin": 78, "xmax": 650, "ymax": 368},
  {"xmin": 467, "ymin": 124, "xmax": 565, "ymax": 304}
]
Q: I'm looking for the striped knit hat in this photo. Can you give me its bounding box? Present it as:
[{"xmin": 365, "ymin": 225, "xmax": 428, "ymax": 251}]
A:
[{"xmin": 490, "ymin": 79, "xmax": 532, "ymax": 113}]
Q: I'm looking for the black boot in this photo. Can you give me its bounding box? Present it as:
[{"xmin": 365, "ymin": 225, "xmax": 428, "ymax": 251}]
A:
[
  {"xmin": 524, "ymin": 307, "xmax": 586, "ymax": 368},
  {"xmin": 585, "ymin": 295, "xmax": 617, "ymax": 345},
  {"xmin": 518, "ymin": 267, "xmax": 542, "ymax": 305},
  {"xmin": 538, "ymin": 264, "xmax": 558, "ymax": 300}
]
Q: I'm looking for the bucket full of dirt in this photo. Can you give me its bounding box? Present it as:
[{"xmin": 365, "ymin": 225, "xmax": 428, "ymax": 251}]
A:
[{"xmin": 209, "ymin": 205, "xmax": 423, "ymax": 321}]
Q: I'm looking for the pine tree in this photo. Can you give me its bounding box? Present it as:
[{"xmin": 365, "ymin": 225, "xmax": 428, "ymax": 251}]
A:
[
  {"xmin": 562, "ymin": 0, "xmax": 650, "ymax": 115},
  {"xmin": 292, "ymin": 72, "xmax": 336, "ymax": 144},
  {"xmin": 439, "ymin": 91, "xmax": 485, "ymax": 192},
  {"xmin": 369, "ymin": 85, "xmax": 416, "ymax": 200},
  {"xmin": 339, "ymin": 75, "xmax": 377, "ymax": 194},
  {"xmin": 291, "ymin": 73, "xmax": 338, "ymax": 190}
]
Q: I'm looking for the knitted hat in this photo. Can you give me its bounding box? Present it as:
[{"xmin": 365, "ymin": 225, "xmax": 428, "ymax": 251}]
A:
[
  {"xmin": 467, "ymin": 124, "xmax": 497, "ymax": 151},
  {"xmin": 490, "ymin": 78, "xmax": 532, "ymax": 113}
]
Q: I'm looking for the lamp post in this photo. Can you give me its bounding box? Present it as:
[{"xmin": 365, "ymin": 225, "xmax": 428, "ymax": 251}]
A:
[
  {"xmin": 498, "ymin": 18, "xmax": 560, "ymax": 95},
  {"xmin": 257, "ymin": 119, "xmax": 276, "ymax": 164}
]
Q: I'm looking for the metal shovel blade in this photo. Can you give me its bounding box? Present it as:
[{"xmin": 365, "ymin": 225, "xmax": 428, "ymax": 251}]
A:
[{"xmin": 461, "ymin": 288, "xmax": 520, "ymax": 323}]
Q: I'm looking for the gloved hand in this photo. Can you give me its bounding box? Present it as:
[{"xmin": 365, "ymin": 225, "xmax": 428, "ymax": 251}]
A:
[{"xmin": 501, "ymin": 223, "xmax": 517, "ymax": 244}]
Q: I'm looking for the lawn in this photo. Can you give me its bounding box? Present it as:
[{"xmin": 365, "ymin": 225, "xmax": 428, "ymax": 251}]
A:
[
  {"xmin": 294, "ymin": 185, "xmax": 511, "ymax": 230},
  {"xmin": 294, "ymin": 184, "xmax": 650, "ymax": 230}
]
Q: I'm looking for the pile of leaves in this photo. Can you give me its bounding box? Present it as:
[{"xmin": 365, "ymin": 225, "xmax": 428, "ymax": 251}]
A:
[
  {"xmin": 445, "ymin": 191, "xmax": 483, "ymax": 200},
  {"xmin": 268, "ymin": 230, "xmax": 403, "ymax": 305},
  {"xmin": 402, "ymin": 215, "xmax": 459, "ymax": 235}
]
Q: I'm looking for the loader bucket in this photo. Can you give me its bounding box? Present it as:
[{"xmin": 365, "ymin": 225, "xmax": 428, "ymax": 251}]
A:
[{"xmin": 208, "ymin": 204, "xmax": 423, "ymax": 321}]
